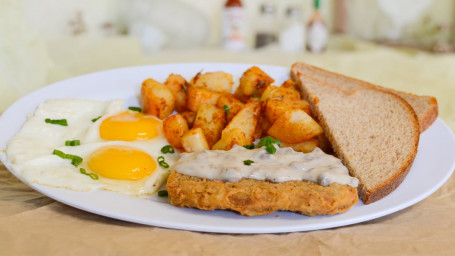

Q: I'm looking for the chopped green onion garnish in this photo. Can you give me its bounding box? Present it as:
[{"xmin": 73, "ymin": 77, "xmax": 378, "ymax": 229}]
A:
[
  {"xmin": 52, "ymin": 149, "xmax": 66, "ymax": 158},
  {"xmin": 80, "ymin": 168, "xmax": 99, "ymax": 180},
  {"xmin": 158, "ymin": 190, "xmax": 168, "ymax": 197},
  {"xmin": 52, "ymin": 149, "xmax": 83, "ymax": 167},
  {"xmin": 71, "ymin": 156, "xmax": 83, "ymax": 167},
  {"xmin": 267, "ymin": 145, "xmax": 277, "ymax": 154},
  {"xmin": 157, "ymin": 156, "xmax": 169, "ymax": 168},
  {"xmin": 258, "ymin": 136, "xmax": 280, "ymax": 154},
  {"xmin": 65, "ymin": 140, "xmax": 80, "ymax": 146},
  {"xmin": 252, "ymin": 90, "xmax": 263, "ymax": 99},
  {"xmin": 223, "ymin": 105, "xmax": 230, "ymax": 116},
  {"xmin": 243, "ymin": 160, "xmax": 254, "ymax": 166},
  {"xmin": 91, "ymin": 116, "xmax": 102, "ymax": 122},
  {"xmin": 128, "ymin": 106, "xmax": 142, "ymax": 112},
  {"xmin": 45, "ymin": 118, "xmax": 68, "ymax": 126},
  {"xmin": 161, "ymin": 145, "xmax": 175, "ymax": 154},
  {"xmin": 243, "ymin": 143, "xmax": 255, "ymax": 149}
]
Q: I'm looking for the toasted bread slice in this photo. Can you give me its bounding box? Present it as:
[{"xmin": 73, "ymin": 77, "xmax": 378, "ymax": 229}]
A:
[
  {"xmin": 291, "ymin": 62, "xmax": 438, "ymax": 133},
  {"xmin": 293, "ymin": 73, "xmax": 420, "ymax": 204}
]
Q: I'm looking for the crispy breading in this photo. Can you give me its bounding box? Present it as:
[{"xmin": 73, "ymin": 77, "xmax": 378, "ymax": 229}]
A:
[{"xmin": 166, "ymin": 171, "xmax": 358, "ymax": 216}]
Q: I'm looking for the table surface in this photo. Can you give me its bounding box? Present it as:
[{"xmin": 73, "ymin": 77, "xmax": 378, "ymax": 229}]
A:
[{"xmin": 1, "ymin": 36, "xmax": 455, "ymax": 255}]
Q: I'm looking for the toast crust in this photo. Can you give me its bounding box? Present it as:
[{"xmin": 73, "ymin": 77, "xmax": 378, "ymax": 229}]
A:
[
  {"xmin": 293, "ymin": 73, "xmax": 420, "ymax": 204},
  {"xmin": 350, "ymin": 89, "xmax": 419, "ymax": 203},
  {"xmin": 290, "ymin": 62, "xmax": 438, "ymax": 133},
  {"xmin": 167, "ymin": 171, "xmax": 359, "ymax": 216}
]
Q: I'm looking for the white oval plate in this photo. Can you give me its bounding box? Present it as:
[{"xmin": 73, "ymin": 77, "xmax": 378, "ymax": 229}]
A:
[{"xmin": 1, "ymin": 63, "xmax": 454, "ymax": 234}]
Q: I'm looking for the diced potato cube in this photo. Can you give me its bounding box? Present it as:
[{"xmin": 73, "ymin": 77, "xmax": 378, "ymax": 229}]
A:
[
  {"xmin": 181, "ymin": 128, "xmax": 209, "ymax": 152},
  {"xmin": 235, "ymin": 66, "xmax": 275, "ymax": 98},
  {"xmin": 164, "ymin": 74, "xmax": 188, "ymax": 113},
  {"xmin": 193, "ymin": 104, "xmax": 226, "ymax": 147},
  {"xmin": 186, "ymin": 86, "xmax": 222, "ymax": 112},
  {"xmin": 211, "ymin": 128, "xmax": 248, "ymax": 150},
  {"xmin": 281, "ymin": 139, "xmax": 319, "ymax": 153},
  {"xmin": 267, "ymin": 109, "xmax": 323, "ymax": 144},
  {"xmin": 281, "ymin": 79, "xmax": 297, "ymax": 90},
  {"xmin": 216, "ymin": 94, "xmax": 245, "ymax": 121},
  {"xmin": 223, "ymin": 101, "xmax": 261, "ymax": 145},
  {"xmin": 260, "ymin": 85, "xmax": 278, "ymax": 101},
  {"xmin": 254, "ymin": 111, "xmax": 270, "ymax": 140},
  {"xmin": 233, "ymin": 88, "xmax": 251, "ymax": 103},
  {"xmin": 260, "ymin": 86, "xmax": 300, "ymax": 101},
  {"xmin": 190, "ymin": 71, "xmax": 234, "ymax": 93},
  {"xmin": 163, "ymin": 114, "xmax": 189, "ymax": 151},
  {"xmin": 180, "ymin": 111, "xmax": 196, "ymax": 128},
  {"xmin": 141, "ymin": 78, "xmax": 175, "ymax": 119},
  {"xmin": 255, "ymin": 111, "xmax": 272, "ymax": 139},
  {"xmin": 280, "ymin": 79, "xmax": 301, "ymax": 96},
  {"xmin": 265, "ymin": 99, "xmax": 311, "ymax": 124}
]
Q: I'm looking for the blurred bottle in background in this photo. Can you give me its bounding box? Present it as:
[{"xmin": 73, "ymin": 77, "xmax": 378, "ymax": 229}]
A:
[
  {"xmin": 221, "ymin": 0, "xmax": 247, "ymax": 51},
  {"xmin": 279, "ymin": 5, "xmax": 305, "ymax": 53},
  {"xmin": 307, "ymin": 0, "xmax": 328, "ymax": 53},
  {"xmin": 254, "ymin": 2, "xmax": 278, "ymax": 48}
]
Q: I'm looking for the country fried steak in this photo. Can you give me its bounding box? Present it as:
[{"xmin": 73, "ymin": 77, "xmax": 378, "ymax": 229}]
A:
[{"xmin": 166, "ymin": 171, "xmax": 358, "ymax": 216}]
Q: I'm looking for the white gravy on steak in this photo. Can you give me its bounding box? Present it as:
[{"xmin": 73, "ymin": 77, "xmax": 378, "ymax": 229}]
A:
[{"xmin": 172, "ymin": 145, "xmax": 359, "ymax": 187}]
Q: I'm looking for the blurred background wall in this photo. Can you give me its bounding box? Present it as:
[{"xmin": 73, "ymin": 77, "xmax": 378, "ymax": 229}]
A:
[
  {"xmin": 12, "ymin": 0, "xmax": 454, "ymax": 52},
  {"xmin": 1, "ymin": 0, "xmax": 454, "ymax": 112}
]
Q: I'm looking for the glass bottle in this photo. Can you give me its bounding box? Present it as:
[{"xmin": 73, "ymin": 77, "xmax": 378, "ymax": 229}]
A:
[
  {"xmin": 307, "ymin": 0, "xmax": 328, "ymax": 53},
  {"xmin": 222, "ymin": 0, "xmax": 247, "ymax": 51},
  {"xmin": 279, "ymin": 6, "xmax": 305, "ymax": 53},
  {"xmin": 254, "ymin": 2, "xmax": 278, "ymax": 49}
]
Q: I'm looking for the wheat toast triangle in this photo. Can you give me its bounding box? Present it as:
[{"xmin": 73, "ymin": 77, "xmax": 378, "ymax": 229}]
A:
[
  {"xmin": 291, "ymin": 62, "xmax": 438, "ymax": 133},
  {"xmin": 292, "ymin": 72, "xmax": 420, "ymax": 204}
]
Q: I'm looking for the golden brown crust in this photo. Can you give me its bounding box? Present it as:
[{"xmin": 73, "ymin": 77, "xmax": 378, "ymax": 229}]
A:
[
  {"xmin": 377, "ymin": 89, "xmax": 437, "ymax": 133},
  {"xmin": 166, "ymin": 171, "xmax": 359, "ymax": 216},
  {"xmin": 290, "ymin": 62, "xmax": 438, "ymax": 133},
  {"xmin": 418, "ymin": 96, "xmax": 438, "ymax": 133}
]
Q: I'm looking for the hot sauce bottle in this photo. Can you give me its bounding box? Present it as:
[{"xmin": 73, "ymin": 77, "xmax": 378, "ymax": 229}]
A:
[
  {"xmin": 222, "ymin": 0, "xmax": 247, "ymax": 51},
  {"xmin": 307, "ymin": 0, "xmax": 328, "ymax": 53}
]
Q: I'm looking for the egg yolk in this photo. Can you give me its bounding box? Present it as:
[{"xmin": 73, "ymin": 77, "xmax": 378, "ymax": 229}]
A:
[
  {"xmin": 99, "ymin": 110, "xmax": 161, "ymax": 141},
  {"xmin": 88, "ymin": 145, "xmax": 156, "ymax": 181}
]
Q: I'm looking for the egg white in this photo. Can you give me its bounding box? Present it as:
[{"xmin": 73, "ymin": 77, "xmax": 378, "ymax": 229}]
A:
[{"xmin": 6, "ymin": 99, "xmax": 178, "ymax": 197}]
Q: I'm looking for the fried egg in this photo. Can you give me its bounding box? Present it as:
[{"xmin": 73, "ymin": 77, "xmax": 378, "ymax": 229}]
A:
[{"xmin": 6, "ymin": 99, "xmax": 178, "ymax": 197}]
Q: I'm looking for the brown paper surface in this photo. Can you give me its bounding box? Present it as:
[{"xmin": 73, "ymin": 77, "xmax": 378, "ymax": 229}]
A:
[{"xmin": 1, "ymin": 162, "xmax": 455, "ymax": 256}]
